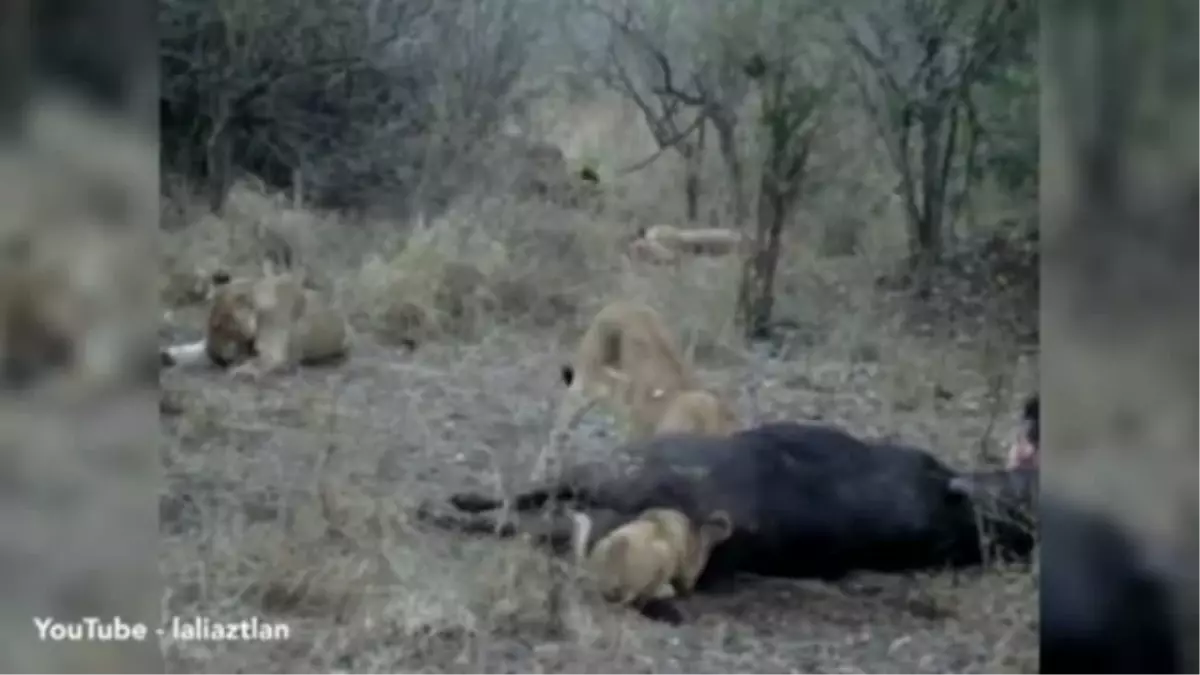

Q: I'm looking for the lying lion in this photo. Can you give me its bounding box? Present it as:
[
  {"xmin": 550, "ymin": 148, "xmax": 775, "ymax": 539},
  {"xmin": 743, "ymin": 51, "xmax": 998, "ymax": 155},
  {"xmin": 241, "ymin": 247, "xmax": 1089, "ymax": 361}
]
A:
[
  {"xmin": 533, "ymin": 300, "xmax": 739, "ymax": 478},
  {"xmin": 626, "ymin": 237, "xmax": 679, "ymax": 265},
  {"xmin": 160, "ymin": 262, "xmax": 349, "ymax": 378},
  {"xmin": 629, "ymin": 225, "xmax": 743, "ymax": 263}
]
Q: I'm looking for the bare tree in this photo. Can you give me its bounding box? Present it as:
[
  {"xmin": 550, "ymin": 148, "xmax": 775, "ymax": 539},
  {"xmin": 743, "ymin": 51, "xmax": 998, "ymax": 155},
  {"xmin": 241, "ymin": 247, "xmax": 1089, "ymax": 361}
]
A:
[
  {"xmin": 160, "ymin": 0, "xmax": 539, "ymax": 213},
  {"xmin": 839, "ymin": 0, "xmax": 1030, "ymax": 291},
  {"xmin": 574, "ymin": 0, "xmax": 838, "ymax": 337},
  {"xmin": 729, "ymin": 51, "xmax": 835, "ymax": 336},
  {"xmin": 656, "ymin": 65, "xmax": 752, "ymax": 225},
  {"xmin": 566, "ymin": 0, "xmax": 752, "ymax": 224},
  {"xmin": 731, "ymin": 2, "xmax": 840, "ymax": 338},
  {"xmin": 569, "ymin": 2, "xmax": 709, "ymax": 220}
]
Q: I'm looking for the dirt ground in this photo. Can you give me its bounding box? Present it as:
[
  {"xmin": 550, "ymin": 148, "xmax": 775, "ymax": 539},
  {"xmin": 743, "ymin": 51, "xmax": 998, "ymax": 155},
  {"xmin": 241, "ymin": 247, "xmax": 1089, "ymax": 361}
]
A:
[{"xmin": 159, "ymin": 300, "xmax": 1039, "ymax": 673}]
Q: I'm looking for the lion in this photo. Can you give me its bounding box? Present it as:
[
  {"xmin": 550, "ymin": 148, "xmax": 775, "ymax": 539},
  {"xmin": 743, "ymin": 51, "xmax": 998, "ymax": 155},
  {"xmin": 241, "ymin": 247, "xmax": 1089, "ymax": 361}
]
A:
[
  {"xmin": 635, "ymin": 225, "xmax": 743, "ymax": 258},
  {"xmin": 160, "ymin": 262, "xmax": 349, "ymax": 378},
  {"xmin": 554, "ymin": 300, "xmax": 698, "ymax": 437},
  {"xmin": 626, "ymin": 237, "xmax": 678, "ymax": 265},
  {"xmin": 533, "ymin": 300, "xmax": 737, "ymax": 478},
  {"xmin": 654, "ymin": 389, "xmax": 741, "ymax": 437},
  {"xmin": 570, "ymin": 507, "xmax": 734, "ymax": 624}
]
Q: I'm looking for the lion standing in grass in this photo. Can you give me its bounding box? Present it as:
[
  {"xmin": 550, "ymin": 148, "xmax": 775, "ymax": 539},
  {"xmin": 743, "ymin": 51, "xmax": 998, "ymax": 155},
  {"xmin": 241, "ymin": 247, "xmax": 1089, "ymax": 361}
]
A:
[
  {"xmin": 634, "ymin": 225, "xmax": 744, "ymax": 259},
  {"xmin": 533, "ymin": 300, "xmax": 740, "ymax": 478},
  {"xmin": 160, "ymin": 261, "xmax": 349, "ymax": 378}
]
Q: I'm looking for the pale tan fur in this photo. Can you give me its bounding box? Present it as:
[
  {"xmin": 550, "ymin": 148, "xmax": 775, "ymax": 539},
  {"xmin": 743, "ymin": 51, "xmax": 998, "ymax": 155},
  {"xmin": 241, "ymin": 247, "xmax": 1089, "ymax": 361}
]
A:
[
  {"xmin": 640, "ymin": 225, "xmax": 743, "ymax": 257},
  {"xmin": 162, "ymin": 262, "xmax": 349, "ymax": 378},
  {"xmin": 554, "ymin": 300, "xmax": 698, "ymax": 438},
  {"xmin": 655, "ymin": 389, "xmax": 741, "ymax": 436},
  {"xmin": 534, "ymin": 300, "xmax": 737, "ymax": 478},
  {"xmin": 226, "ymin": 265, "xmax": 348, "ymax": 378},
  {"xmin": 571, "ymin": 508, "xmax": 734, "ymax": 607},
  {"xmin": 626, "ymin": 237, "xmax": 678, "ymax": 265}
]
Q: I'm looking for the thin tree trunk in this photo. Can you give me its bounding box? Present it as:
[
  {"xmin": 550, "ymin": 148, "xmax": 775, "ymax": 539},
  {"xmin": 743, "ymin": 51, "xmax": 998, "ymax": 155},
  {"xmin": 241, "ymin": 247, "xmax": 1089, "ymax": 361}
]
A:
[
  {"xmin": 683, "ymin": 120, "xmax": 706, "ymax": 222},
  {"xmin": 205, "ymin": 132, "xmax": 231, "ymax": 215},
  {"xmin": 204, "ymin": 95, "xmax": 233, "ymax": 215},
  {"xmin": 738, "ymin": 163, "xmax": 790, "ymax": 340},
  {"xmin": 713, "ymin": 119, "xmax": 746, "ymax": 224},
  {"xmin": 292, "ymin": 166, "xmax": 305, "ymax": 209}
]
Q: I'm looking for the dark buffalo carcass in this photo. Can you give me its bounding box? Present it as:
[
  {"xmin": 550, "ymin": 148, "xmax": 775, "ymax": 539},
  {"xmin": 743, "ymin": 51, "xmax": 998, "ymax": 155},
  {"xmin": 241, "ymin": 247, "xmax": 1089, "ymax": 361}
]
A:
[{"xmin": 438, "ymin": 422, "xmax": 1034, "ymax": 587}]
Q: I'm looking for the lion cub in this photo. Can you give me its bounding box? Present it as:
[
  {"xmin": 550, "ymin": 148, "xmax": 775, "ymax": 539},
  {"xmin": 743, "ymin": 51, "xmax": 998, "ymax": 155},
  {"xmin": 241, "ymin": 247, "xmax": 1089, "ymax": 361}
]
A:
[
  {"xmin": 161, "ymin": 263, "xmax": 348, "ymax": 378},
  {"xmin": 570, "ymin": 507, "xmax": 734, "ymax": 624}
]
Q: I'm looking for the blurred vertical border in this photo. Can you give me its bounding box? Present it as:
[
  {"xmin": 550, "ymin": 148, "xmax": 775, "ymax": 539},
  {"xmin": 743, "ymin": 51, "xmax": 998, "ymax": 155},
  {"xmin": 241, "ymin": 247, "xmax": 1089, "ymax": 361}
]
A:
[
  {"xmin": 0, "ymin": 0, "xmax": 163, "ymax": 671},
  {"xmin": 1042, "ymin": 0, "xmax": 1197, "ymax": 670}
]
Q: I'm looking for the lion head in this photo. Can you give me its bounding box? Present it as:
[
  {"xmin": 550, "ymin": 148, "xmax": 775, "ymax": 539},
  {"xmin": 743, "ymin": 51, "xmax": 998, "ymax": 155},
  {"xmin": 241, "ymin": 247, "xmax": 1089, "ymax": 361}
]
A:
[{"xmin": 204, "ymin": 273, "xmax": 258, "ymax": 368}]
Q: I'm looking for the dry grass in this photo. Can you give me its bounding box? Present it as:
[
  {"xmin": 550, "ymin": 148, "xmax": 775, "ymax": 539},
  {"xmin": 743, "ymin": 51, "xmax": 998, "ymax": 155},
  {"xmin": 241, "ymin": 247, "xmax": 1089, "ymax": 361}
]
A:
[{"xmin": 160, "ymin": 96, "xmax": 1039, "ymax": 673}]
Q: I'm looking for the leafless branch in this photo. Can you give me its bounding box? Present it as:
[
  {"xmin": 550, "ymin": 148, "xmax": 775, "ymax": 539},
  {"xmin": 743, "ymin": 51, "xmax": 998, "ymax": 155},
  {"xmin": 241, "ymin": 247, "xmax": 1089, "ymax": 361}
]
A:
[
  {"xmin": 611, "ymin": 113, "xmax": 707, "ymax": 176},
  {"xmin": 583, "ymin": 1, "xmax": 708, "ymax": 108}
]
